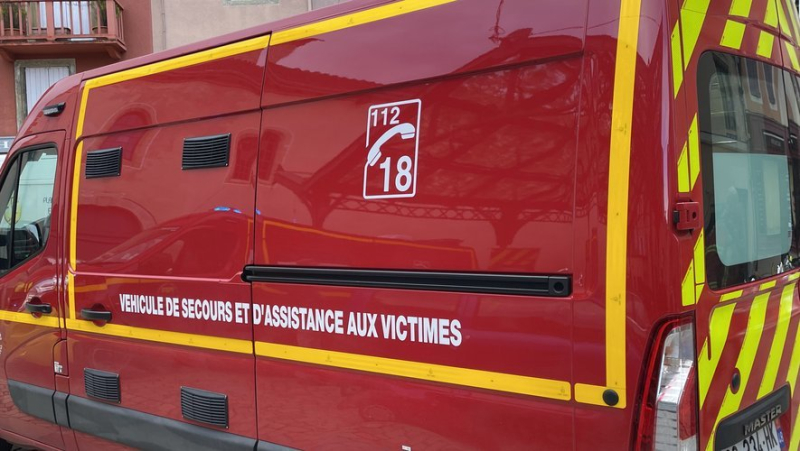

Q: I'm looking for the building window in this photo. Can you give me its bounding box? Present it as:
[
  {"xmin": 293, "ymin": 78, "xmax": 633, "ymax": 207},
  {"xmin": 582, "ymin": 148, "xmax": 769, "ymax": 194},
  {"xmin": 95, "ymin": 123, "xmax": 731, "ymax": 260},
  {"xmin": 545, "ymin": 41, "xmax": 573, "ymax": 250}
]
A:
[
  {"xmin": 222, "ymin": 0, "xmax": 279, "ymax": 5},
  {"xmin": 310, "ymin": 0, "xmax": 350, "ymax": 9},
  {"xmin": 14, "ymin": 59, "xmax": 75, "ymax": 129}
]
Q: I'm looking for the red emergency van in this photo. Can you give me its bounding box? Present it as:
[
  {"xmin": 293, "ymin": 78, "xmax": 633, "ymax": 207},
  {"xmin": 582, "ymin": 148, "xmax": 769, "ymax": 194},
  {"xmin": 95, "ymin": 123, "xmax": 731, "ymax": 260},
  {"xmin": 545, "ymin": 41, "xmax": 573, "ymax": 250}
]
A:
[{"xmin": 2, "ymin": 0, "xmax": 800, "ymax": 449}]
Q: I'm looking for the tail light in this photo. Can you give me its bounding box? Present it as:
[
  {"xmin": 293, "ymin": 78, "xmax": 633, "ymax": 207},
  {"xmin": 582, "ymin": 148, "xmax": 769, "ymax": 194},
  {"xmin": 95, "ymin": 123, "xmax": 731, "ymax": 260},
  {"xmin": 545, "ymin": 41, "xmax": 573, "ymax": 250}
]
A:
[{"xmin": 635, "ymin": 316, "xmax": 698, "ymax": 450}]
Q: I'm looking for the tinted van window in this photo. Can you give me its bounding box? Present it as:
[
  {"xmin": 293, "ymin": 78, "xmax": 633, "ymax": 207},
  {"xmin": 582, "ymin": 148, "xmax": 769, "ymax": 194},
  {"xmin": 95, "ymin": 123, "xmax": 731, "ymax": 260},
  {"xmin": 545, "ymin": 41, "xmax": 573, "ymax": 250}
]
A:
[{"xmin": 697, "ymin": 52, "xmax": 796, "ymax": 289}]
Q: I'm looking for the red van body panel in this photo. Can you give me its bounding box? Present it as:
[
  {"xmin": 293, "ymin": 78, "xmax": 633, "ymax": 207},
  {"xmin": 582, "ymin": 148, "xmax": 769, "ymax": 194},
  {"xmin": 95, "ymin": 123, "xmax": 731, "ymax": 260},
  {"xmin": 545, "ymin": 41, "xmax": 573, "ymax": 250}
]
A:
[{"xmin": 1, "ymin": 0, "xmax": 799, "ymax": 450}]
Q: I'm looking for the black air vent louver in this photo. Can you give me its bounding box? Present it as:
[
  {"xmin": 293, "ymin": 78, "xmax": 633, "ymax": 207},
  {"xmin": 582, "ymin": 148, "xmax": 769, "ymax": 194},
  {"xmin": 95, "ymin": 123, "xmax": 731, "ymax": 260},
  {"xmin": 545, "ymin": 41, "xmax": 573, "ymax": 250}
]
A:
[
  {"xmin": 85, "ymin": 147, "xmax": 122, "ymax": 179},
  {"xmin": 84, "ymin": 369, "xmax": 120, "ymax": 403},
  {"xmin": 182, "ymin": 134, "xmax": 230, "ymax": 170},
  {"xmin": 181, "ymin": 387, "xmax": 228, "ymax": 428}
]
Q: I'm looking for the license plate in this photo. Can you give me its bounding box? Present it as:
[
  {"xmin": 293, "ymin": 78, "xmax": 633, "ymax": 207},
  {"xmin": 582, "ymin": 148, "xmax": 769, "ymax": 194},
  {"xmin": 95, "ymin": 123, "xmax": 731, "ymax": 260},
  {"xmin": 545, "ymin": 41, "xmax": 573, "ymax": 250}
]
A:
[{"xmin": 722, "ymin": 421, "xmax": 785, "ymax": 451}]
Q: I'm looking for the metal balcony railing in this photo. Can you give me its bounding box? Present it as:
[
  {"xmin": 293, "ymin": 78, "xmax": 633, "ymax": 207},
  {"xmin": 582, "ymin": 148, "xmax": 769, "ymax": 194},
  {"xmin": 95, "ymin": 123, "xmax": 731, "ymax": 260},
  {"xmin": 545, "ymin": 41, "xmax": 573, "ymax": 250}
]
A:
[{"xmin": 0, "ymin": 0, "xmax": 124, "ymax": 48}]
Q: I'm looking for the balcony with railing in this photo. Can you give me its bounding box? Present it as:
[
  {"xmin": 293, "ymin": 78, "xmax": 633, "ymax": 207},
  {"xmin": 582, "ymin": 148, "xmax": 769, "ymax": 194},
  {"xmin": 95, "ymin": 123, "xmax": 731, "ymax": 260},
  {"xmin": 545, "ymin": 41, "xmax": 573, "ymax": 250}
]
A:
[{"xmin": 0, "ymin": 0, "xmax": 125, "ymax": 60}]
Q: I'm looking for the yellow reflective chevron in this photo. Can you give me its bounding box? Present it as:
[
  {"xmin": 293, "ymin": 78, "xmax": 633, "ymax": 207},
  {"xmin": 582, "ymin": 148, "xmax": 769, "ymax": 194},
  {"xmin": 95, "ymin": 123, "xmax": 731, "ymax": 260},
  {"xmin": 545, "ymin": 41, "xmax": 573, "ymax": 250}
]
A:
[
  {"xmin": 757, "ymin": 283, "xmax": 796, "ymax": 398},
  {"xmin": 781, "ymin": 0, "xmax": 800, "ymax": 39},
  {"xmin": 682, "ymin": 261, "xmax": 696, "ymax": 306},
  {"xmin": 721, "ymin": 20, "xmax": 747, "ymax": 49},
  {"xmin": 698, "ymin": 303, "xmax": 736, "ymax": 408},
  {"xmin": 757, "ymin": 31, "xmax": 776, "ymax": 58},
  {"xmin": 673, "ymin": 0, "xmax": 711, "ymax": 97},
  {"xmin": 688, "ymin": 115, "xmax": 700, "ymax": 190},
  {"xmin": 786, "ymin": 41, "xmax": 800, "ymax": 71},
  {"xmin": 777, "ymin": 0, "xmax": 794, "ymax": 38},
  {"xmin": 678, "ymin": 143, "xmax": 690, "ymax": 192},
  {"xmin": 672, "ymin": 23, "xmax": 684, "ymax": 98},
  {"xmin": 705, "ymin": 293, "xmax": 769, "ymax": 451},
  {"xmin": 764, "ymin": 0, "xmax": 778, "ymax": 27},
  {"xmin": 729, "ymin": 0, "xmax": 754, "ymax": 17}
]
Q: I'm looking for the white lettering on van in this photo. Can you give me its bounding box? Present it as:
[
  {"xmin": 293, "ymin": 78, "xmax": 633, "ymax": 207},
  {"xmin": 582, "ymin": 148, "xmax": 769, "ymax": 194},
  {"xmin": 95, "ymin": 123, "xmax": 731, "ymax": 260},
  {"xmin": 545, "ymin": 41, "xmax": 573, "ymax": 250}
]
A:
[{"xmin": 115, "ymin": 293, "xmax": 463, "ymax": 348}]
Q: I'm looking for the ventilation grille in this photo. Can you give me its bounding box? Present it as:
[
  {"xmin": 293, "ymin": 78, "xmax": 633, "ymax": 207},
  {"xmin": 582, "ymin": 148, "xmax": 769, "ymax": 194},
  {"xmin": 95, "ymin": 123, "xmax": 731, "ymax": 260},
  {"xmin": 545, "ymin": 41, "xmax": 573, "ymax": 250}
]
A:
[
  {"xmin": 181, "ymin": 387, "xmax": 228, "ymax": 428},
  {"xmin": 84, "ymin": 369, "xmax": 120, "ymax": 403},
  {"xmin": 182, "ymin": 134, "xmax": 230, "ymax": 170},
  {"xmin": 85, "ymin": 147, "xmax": 122, "ymax": 179}
]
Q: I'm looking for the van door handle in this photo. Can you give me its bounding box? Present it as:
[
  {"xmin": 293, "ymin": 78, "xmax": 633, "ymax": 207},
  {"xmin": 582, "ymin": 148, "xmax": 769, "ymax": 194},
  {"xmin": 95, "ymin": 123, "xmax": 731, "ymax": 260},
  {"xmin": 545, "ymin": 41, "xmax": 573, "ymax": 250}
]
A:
[
  {"xmin": 81, "ymin": 309, "xmax": 112, "ymax": 322},
  {"xmin": 25, "ymin": 300, "xmax": 52, "ymax": 314}
]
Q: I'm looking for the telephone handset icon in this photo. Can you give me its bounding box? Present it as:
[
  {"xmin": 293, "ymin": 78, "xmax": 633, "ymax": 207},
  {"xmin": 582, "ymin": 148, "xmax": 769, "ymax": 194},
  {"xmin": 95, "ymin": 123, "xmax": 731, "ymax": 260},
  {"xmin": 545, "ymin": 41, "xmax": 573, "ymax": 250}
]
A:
[{"xmin": 367, "ymin": 123, "xmax": 417, "ymax": 166}]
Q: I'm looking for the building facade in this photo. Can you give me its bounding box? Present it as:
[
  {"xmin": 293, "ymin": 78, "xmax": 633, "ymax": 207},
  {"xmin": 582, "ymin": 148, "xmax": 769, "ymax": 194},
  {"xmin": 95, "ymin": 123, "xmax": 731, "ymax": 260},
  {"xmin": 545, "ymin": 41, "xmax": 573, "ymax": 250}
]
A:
[{"xmin": 0, "ymin": 0, "xmax": 346, "ymax": 153}]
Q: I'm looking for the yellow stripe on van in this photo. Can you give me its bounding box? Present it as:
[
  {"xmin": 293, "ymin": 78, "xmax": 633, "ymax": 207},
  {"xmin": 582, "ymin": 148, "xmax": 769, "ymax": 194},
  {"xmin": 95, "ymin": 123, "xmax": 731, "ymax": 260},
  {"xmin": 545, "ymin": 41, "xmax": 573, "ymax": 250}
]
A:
[
  {"xmin": 681, "ymin": 1, "xmax": 711, "ymax": 71},
  {"xmin": 777, "ymin": 0, "xmax": 793, "ymax": 38},
  {"xmin": 682, "ymin": 261, "xmax": 696, "ymax": 306},
  {"xmin": 271, "ymin": 0, "xmax": 456, "ymax": 45},
  {"xmin": 671, "ymin": 23, "xmax": 684, "ymax": 98},
  {"xmin": 688, "ymin": 115, "xmax": 700, "ymax": 190},
  {"xmin": 720, "ymin": 20, "xmax": 747, "ymax": 49},
  {"xmin": 66, "ymin": 319, "xmax": 253, "ymax": 354},
  {"xmin": 694, "ymin": 230, "xmax": 705, "ymax": 285},
  {"xmin": 706, "ymin": 293, "xmax": 769, "ymax": 451},
  {"xmin": 757, "ymin": 31, "xmax": 776, "ymax": 58},
  {"xmin": 720, "ymin": 290, "xmax": 744, "ymax": 302},
  {"xmin": 785, "ymin": 318, "xmax": 800, "ymax": 392},
  {"xmin": 677, "ymin": 143, "xmax": 690, "ymax": 192},
  {"xmin": 787, "ymin": 42, "xmax": 800, "ymax": 71},
  {"xmin": 784, "ymin": 0, "xmax": 800, "ymax": 40},
  {"xmin": 757, "ymin": 283, "xmax": 796, "ymax": 398},
  {"xmin": 792, "ymin": 412, "xmax": 800, "ymax": 451},
  {"xmin": 256, "ymin": 342, "xmax": 572, "ymax": 400},
  {"xmin": 698, "ymin": 303, "xmax": 736, "ymax": 409},
  {"xmin": 764, "ymin": 0, "xmax": 778, "ymax": 28},
  {"xmin": 729, "ymin": 0, "xmax": 754, "ymax": 17},
  {"xmin": 573, "ymin": 0, "xmax": 642, "ymax": 410},
  {"xmin": 0, "ymin": 310, "xmax": 61, "ymax": 328},
  {"xmin": 760, "ymin": 280, "xmax": 777, "ymax": 290}
]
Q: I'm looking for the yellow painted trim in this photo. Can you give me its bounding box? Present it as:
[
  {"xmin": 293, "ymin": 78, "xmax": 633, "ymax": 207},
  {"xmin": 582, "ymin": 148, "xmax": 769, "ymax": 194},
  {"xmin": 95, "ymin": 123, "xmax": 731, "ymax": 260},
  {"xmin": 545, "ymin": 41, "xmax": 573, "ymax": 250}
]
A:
[
  {"xmin": 786, "ymin": 41, "xmax": 800, "ymax": 71},
  {"xmin": 786, "ymin": 316, "xmax": 800, "ymax": 392},
  {"xmin": 720, "ymin": 290, "xmax": 744, "ymax": 302},
  {"xmin": 671, "ymin": 23, "xmax": 685, "ymax": 98},
  {"xmin": 682, "ymin": 262, "xmax": 696, "ymax": 306},
  {"xmin": 784, "ymin": 0, "xmax": 800, "ymax": 40},
  {"xmin": 0, "ymin": 310, "xmax": 61, "ymax": 328},
  {"xmin": 792, "ymin": 406, "xmax": 800, "ymax": 451},
  {"xmin": 271, "ymin": 0, "xmax": 457, "ymax": 46},
  {"xmin": 573, "ymin": 0, "xmax": 643, "ymax": 410},
  {"xmin": 790, "ymin": 272, "xmax": 800, "ymax": 282},
  {"xmin": 688, "ymin": 115, "xmax": 700, "ymax": 190},
  {"xmin": 760, "ymin": 280, "xmax": 777, "ymax": 290},
  {"xmin": 680, "ymin": 1, "xmax": 712, "ymax": 70},
  {"xmin": 256, "ymin": 342, "xmax": 571, "ymax": 400},
  {"xmin": 677, "ymin": 143, "xmax": 690, "ymax": 192},
  {"xmin": 777, "ymin": 0, "xmax": 794, "ymax": 38},
  {"xmin": 693, "ymin": 230, "xmax": 705, "ymax": 285},
  {"xmin": 695, "ymin": 283, "xmax": 704, "ymax": 301},
  {"xmin": 720, "ymin": 20, "xmax": 747, "ymax": 49},
  {"xmin": 757, "ymin": 31, "xmax": 776, "ymax": 58},
  {"xmin": 729, "ymin": 0, "xmax": 754, "ymax": 17},
  {"xmin": 758, "ymin": 283, "xmax": 796, "ymax": 398},
  {"xmin": 85, "ymin": 35, "xmax": 272, "ymax": 92},
  {"xmin": 67, "ymin": 272, "xmax": 76, "ymax": 320},
  {"xmin": 698, "ymin": 303, "xmax": 736, "ymax": 408},
  {"xmin": 66, "ymin": 319, "xmax": 253, "ymax": 354},
  {"xmin": 573, "ymin": 383, "xmax": 611, "ymax": 407},
  {"xmin": 764, "ymin": 0, "xmax": 778, "ymax": 27},
  {"xmin": 706, "ymin": 293, "xmax": 769, "ymax": 451}
]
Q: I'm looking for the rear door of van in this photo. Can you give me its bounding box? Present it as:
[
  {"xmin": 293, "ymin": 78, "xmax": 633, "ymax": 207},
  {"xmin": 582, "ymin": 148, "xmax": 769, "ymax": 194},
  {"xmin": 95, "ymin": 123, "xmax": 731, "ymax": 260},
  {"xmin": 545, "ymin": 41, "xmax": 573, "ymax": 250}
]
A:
[{"xmin": 674, "ymin": 2, "xmax": 800, "ymax": 450}]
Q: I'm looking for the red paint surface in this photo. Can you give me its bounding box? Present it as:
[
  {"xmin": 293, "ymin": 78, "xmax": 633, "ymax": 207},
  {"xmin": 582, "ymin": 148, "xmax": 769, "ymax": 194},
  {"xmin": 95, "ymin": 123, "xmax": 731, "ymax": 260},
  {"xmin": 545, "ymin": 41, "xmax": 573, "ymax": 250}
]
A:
[{"xmin": 0, "ymin": 0, "xmax": 796, "ymax": 450}]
